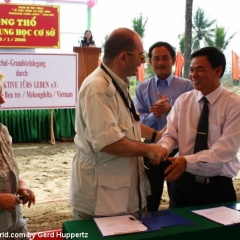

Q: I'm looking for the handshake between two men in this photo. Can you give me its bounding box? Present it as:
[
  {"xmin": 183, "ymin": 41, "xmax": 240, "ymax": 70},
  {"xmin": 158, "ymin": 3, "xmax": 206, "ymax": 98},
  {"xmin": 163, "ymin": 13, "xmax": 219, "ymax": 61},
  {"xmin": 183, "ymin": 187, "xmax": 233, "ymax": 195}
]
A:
[{"xmin": 144, "ymin": 140, "xmax": 187, "ymax": 183}]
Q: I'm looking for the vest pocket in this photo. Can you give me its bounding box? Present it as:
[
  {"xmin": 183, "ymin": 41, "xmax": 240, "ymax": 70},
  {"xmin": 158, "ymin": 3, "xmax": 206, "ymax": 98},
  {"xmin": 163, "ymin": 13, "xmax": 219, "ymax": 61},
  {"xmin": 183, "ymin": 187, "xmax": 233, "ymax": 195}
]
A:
[
  {"xmin": 0, "ymin": 176, "xmax": 10, "ymax": 193},
  {"xmin": 95, "ymin": 173, "xmax": 131, "ymax": 216}
]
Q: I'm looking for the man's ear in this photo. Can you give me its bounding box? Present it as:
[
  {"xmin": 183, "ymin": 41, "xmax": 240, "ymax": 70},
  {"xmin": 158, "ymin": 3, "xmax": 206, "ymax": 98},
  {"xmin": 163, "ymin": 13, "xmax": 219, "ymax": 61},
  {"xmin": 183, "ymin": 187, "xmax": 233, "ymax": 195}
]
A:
[
  {"xmin": 149, "ymin": 57, "xmax": 153, "ymax": 66},
  {"xmin": 119, "ymin": 52, "xmax": 128, "ymax": 64},
  {"xmin": 216, "ymin": 65, "xmax": 223, "ymax": 78},
  {"xmin": 172, "ymin": 57, "xmax": 176, "ymax": 65}
]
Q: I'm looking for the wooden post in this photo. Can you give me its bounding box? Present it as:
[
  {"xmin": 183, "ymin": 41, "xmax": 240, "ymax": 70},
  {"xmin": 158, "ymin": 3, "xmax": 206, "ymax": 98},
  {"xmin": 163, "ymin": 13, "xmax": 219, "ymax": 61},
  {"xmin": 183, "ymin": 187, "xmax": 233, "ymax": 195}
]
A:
[{"xmin": 50, "ymin": 109, "xmax": 55, "ymax": 145}]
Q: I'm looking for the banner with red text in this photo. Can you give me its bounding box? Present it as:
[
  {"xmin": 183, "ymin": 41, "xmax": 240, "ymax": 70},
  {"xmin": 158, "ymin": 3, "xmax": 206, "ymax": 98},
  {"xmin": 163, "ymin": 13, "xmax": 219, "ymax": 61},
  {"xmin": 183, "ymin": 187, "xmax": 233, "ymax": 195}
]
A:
[
  {"xmin": 0, "ymin": 3, "xmax": 60, "ymax": 48},
  {"xmin": 0, "ymin": 53, "xmax": 78, "ymax": 110}
]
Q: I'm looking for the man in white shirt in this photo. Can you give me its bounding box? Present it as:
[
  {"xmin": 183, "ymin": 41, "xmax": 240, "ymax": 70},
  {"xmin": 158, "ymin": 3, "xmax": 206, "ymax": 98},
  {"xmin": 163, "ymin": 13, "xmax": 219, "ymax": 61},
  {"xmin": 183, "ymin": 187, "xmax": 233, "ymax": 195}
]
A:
[
  {"xmin": 69, "ymin": 28, "xmax": 164, "ymax": 219},
  {"xmin": 157, "ymin": 46, "xmax": 240, "ymax": 208}
]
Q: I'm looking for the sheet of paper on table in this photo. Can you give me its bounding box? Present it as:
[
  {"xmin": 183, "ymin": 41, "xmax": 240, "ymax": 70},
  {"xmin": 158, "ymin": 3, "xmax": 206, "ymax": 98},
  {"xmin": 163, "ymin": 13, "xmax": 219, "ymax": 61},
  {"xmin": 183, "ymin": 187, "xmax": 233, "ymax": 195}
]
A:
[
  {"xmin": 192, "ymin": 206, "xmax": 240, "ymax": 226},
  {"xmin": 94, "ymin": 215, "xmax": 148, "ymax": 237}
]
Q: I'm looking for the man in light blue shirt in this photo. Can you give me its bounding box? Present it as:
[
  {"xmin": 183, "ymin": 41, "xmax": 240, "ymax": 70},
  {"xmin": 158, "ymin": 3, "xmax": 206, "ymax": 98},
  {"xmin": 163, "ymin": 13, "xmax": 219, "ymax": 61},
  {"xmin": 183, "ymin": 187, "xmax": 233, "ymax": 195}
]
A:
[{"xmin": 134, "ymin": 42, "xmax": 193, "ymax": 211}]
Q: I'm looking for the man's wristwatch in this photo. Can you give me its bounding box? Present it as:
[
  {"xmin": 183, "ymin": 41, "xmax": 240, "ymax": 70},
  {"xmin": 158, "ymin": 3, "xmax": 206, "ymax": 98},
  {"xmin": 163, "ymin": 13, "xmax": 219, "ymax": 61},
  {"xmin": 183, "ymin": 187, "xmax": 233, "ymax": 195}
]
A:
[{"xmin": 151, "ymin": 131, "xmax": 157, "ymax": 143}]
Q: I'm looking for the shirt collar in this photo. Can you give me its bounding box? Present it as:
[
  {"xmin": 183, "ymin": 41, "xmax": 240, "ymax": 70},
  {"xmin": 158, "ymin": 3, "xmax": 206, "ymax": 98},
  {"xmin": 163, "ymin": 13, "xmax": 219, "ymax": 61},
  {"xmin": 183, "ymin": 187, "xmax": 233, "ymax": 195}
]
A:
[
  {"xmin": 102, "ymin": 62, "xmax": 129, "ymax": 89},
  {"xmin": 154, "ymin": 74, "xmax": 174, "ymax": 88},
  {"xmin": 195, "ymin": 84, "xmax": 223, "ymax": 105}
]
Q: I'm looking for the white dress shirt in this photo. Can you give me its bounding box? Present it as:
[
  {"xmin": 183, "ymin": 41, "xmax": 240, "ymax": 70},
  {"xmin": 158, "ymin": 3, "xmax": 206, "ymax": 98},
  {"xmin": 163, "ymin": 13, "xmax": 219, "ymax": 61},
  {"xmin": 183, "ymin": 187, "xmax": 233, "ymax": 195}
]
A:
[{"xmin": 159, "ymin": 84, "xmax": 240, "ymax": 178}]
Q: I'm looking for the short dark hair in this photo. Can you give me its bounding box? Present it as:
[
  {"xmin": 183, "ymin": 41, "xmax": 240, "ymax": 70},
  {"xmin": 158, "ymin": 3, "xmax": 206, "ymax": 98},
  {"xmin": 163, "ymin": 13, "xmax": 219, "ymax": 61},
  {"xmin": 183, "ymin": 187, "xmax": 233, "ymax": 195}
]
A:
[
  {"xmin": 148, "ymin": 42, "xmax": 176, "ymax": 59},
  {"xmin": 103, "ymin": 28, "xmax": 137, "ymax": 61},
  {"xmin": 191, "ymin": 47, "xmax": 226, "ymax": 78}
]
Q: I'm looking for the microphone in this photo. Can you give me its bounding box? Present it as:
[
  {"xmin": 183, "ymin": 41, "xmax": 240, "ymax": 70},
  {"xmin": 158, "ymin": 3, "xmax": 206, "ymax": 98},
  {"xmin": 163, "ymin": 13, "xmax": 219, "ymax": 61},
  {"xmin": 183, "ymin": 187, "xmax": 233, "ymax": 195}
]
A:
[{"xmin": 78, "ymin": 36, "xmax": 84, "ymax": 44}]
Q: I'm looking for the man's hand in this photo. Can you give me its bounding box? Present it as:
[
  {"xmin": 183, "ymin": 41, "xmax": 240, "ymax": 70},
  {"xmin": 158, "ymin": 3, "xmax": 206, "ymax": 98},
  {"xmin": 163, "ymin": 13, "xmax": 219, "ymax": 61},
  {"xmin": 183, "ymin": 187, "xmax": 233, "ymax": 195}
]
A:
[
  {"xmin": 157, "ymin": 92, "xmax": 169, "ymax": 102},
  {"xmin": 146, "ymin": 144, "xmax": 163, "ymax": 165},
  {"xmin": 150, "ymin": 92, "xmax": 171, "ymax": 118},
  {"xmin": 149, "ymin": 147, "xmax": 168, "ymax": 165},
  {"xmin": 161, "ymin": 147, "xmax": 168, "ymax": 160},
  {"xmin": 164, "ymin": 156, "xmax": 187, "ymax": 182},
  {"xmin": 0, "ymin": 193, "xmax": 21, "ymax": 213},
  {"xmin": 18, "ymin": 178, "xmax": 36, "ymax": 208}
]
